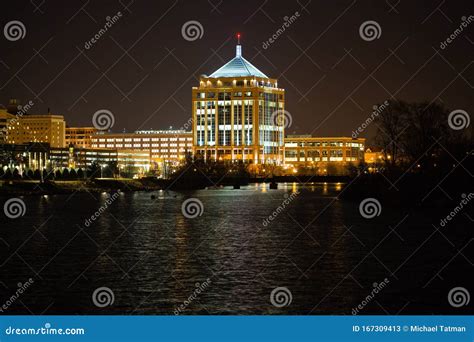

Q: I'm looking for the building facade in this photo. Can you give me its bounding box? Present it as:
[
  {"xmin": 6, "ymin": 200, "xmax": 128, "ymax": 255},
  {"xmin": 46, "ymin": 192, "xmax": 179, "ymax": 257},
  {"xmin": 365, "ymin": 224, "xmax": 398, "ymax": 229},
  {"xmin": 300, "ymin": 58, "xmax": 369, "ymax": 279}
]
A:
[
  {"xmin": 7, "ymin": 113, "xmax": 66, "ymax": 148},
  {"xmin": 0, "ymin": 109, "xmax": 15, "ymax": 143},
  {"xmin": 66, "ymin": 127, "xmax": 98, "ymax": 148},
  {"xmin": 0, "ymin": 143, "xmax": 49, "ymax": 172},
  {"xmin": 49, "ymin": 145, "xmax": 117, "ymax": 170},
  {"xmin": 91, "ymin": 129, "xmax": 193, "ymax": 165},
  {"xmin": 192, "ymin": 42, "xmax": 285, "ymax": 164},
  {"xmin": 284, "ymin": 135, "xmax": 366, "ymax": 167},
  {"xmin": 0, "ymin": 143, "xmax": 117, "ymax": 173}
]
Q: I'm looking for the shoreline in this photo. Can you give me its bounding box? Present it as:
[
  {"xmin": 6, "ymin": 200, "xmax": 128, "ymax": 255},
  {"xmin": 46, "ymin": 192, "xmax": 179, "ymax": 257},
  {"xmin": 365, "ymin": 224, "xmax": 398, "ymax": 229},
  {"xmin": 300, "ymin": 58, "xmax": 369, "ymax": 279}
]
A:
[{"xmin": 0, "ymin": 176, "xmax": 350, "ymax": 196}]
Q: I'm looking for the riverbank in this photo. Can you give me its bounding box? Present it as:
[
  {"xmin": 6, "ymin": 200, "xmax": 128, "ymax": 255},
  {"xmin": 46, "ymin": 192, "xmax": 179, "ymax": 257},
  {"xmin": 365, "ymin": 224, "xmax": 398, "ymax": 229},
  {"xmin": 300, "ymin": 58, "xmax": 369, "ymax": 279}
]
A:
[
  {"xmin": 0, "ymin": 178, "xmax": 164, "ymax": 195},
  {"xmin": 0, "ymin": 176, "xmax": 352, "ymax": 195}
]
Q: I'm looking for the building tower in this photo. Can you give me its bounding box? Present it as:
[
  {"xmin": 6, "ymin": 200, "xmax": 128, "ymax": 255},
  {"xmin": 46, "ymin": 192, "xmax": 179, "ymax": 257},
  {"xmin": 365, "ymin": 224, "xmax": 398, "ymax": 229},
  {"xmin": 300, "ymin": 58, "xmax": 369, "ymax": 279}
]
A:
[{"xmin": 192, "ymin": 34, "xmax": 285, "ymax": 164}]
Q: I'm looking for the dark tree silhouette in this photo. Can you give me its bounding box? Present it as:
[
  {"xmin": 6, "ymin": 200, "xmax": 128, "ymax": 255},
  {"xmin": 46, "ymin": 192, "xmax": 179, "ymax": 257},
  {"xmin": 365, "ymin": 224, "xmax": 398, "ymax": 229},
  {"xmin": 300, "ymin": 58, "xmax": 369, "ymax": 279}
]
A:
[{"xmin": 69, "ymin": 169, "xmax": 77, "ymax": 179}]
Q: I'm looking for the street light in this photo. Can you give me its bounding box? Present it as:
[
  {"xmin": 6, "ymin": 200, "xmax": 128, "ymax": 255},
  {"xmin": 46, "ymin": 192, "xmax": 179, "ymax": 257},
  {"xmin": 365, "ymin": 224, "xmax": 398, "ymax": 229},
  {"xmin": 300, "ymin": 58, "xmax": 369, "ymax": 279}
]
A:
[{"xmin": 101, "ymin": 164, "xmax": 107, "ymax": 178}]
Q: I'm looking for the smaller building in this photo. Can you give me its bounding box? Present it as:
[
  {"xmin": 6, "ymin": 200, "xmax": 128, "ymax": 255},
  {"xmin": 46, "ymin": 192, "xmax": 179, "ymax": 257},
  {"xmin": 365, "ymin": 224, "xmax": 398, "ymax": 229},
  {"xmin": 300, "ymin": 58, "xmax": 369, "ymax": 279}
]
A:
[
  {"xmin": 284, "ymin": 135, "xmax": 365, "ymax": 174},
  {"xmin": 117, "ymin": 149, "xmax": 151, "ymax": 177},
  {"xmin": 49, "ymin": 145, "xmax": 117, "ymax": 170},
  {"xmin": 66, "ymin": 127, "xmax": 98, "ymax": 148},
  {"xmin": 0, "ymin": 143, "xmax": 117, "ymax": 173},
  {"xmin": 364, "ymin": 148, "xmax": 384, "ymax": 164},
  {"xmin": 91, "ymin": 129, "xmax": 193, "ymax": 164},
  {"xmin": 0, "ymin": 143, "xmax": 50, "ymax": 173},
  {"xmin": 364, "ymin": 148, "xmax": 388, "ymax": 173},
  {"xmin": 285, "ymin": 135, "xmax": 365, "ymax": 163}
]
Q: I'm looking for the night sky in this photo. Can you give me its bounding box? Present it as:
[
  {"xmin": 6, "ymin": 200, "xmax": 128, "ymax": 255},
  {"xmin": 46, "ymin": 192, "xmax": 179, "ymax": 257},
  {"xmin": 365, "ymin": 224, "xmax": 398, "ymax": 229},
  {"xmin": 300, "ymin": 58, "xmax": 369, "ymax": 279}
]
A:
[{"xmin": 1, "ymin": 0, "xmax": 473, "ymax": 144}]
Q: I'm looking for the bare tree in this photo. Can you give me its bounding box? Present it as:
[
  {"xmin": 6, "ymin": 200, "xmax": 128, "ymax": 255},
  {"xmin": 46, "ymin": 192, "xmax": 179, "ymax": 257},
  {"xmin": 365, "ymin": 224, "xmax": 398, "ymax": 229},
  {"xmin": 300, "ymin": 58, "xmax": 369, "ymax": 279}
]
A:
[{"xmin": 374, "ymin": 99, "xmax": 409, "ymax": 169}]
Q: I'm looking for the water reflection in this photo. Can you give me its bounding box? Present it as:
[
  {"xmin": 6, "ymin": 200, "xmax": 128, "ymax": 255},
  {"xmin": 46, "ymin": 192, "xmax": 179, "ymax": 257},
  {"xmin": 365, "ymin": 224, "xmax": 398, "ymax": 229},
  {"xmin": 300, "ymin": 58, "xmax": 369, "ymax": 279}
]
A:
[{"xmin": 0, "ymin": 183, "xmax": 449, "ymax": 315}]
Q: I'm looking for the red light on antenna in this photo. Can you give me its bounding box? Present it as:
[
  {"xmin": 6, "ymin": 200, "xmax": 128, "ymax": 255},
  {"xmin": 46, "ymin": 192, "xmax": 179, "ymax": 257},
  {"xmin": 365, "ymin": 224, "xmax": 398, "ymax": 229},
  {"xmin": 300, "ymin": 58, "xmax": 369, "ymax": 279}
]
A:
[{"xmin": 237, "ymin": 33, "xmax": 241, "ymax": 44}]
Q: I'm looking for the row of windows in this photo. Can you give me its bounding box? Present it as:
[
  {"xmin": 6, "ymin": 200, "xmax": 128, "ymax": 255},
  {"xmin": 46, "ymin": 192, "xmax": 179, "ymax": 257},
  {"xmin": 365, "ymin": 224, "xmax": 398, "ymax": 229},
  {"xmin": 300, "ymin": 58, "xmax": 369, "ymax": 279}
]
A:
[
  {"xmin": 196, "ymin": 148, "xmax": 256, "ymax": 154},
  {"xmin": 285, "ymin": 150, "xmax": 363, "ymax": 158},
  {"xmin": 196, "ymin": 92, "xmax": 283, "ymax": 100},
  {"xmin": 285, "ymin": 157, "xmax": 359, "ymax": 162},
  {"xmin": 199, "ymin": 80, "xmax": 279, "ymax": 88},
  {"xmin": 196, "ymin": 128, "xmax": 254, "ymax": 146},
  {"xmin": 101, "ymin": 143, "xmax": 192, "ymax": 147},
  {"xmin": 151, "ymin": 154, "xmax": 179, "ymax": 159},
  {"xmin": 195, "ymin": 100, "xmax": 257, "ymax": 109},
  {"xmin": 285, "ymin": 142, "xmax": 363, "ymax": 147},
  {"xmin": 94, "ymin": 137, "xmax": 191, "ymax": 142}
]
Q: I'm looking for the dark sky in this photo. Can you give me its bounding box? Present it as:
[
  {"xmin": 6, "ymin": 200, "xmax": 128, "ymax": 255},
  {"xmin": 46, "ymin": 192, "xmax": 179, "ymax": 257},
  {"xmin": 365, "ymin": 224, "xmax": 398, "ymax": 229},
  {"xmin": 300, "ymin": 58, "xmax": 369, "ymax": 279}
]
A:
[{"xmin": 1, "ymin": 0, "xmax": 473, "ymax": 143}]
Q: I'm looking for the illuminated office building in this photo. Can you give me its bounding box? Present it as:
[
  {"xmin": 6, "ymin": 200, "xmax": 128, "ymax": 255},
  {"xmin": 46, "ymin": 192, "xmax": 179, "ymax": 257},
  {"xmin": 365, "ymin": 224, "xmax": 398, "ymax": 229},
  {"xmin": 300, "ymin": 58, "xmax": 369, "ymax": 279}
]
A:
[
  {"xmin": 7, "ymin": 112, "xmax": 66, "ymax": 148},
  {"xmin": 284, "ymin": 135, "xmax": 366, "ymax": 166},
  {"xmin": 0, "ymin": 108, "xmax": 15, "ymax": 143},
  {"xmin": 91, "ymin": 129, "xmax": 193, "ymax": 164},
  {"xmin": 192, "ymin": 36, "xmax": 285, "ymax": 164},
  {"xmin": 66, "ymin": 127, "xmax": 98, "ymax": 148}
]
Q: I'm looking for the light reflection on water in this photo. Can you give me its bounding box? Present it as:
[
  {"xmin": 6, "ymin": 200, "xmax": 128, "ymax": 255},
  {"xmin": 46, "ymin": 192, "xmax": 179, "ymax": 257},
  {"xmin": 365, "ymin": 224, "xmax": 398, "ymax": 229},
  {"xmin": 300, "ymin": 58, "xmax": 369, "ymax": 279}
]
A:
[{"xmin": 0, "ymin": 183, "xmax": 454, "ymax": 314}]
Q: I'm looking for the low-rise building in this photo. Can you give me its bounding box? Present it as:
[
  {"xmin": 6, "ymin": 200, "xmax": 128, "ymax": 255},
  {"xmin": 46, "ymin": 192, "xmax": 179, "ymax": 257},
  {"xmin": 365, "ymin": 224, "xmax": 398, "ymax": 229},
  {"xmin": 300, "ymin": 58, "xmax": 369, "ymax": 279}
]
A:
[
  {"xmin": 117, "ymin": 149, "xmax": 151, "ymax": 177},
  {"xmin": 0, "ymin": 143, "xmax": 49, "ymax": 173},
  {"xmin": 0, "ymin": 143, "xmax": 117, "ymax": 173},
  {"xmin": 91, "ymin": 129, "xmax": 193, "ymax": 165},
  {"xmin": 284, "ymin": 135, "xmax": 365, "ymax": 174},
  {"xmin": 364, "ymin": 148, "xmax": 384, "ymax": 164},
  {"xmin": 364, "ymin": 148, "xmax": 388, "ymax": 173},
  {"xmin": 65, "ymin": 127, "xmax": 98, "ymax": 148},
  {"xmin": 49, "ymin": 145, "xmax": 117, "ymax": 170}
]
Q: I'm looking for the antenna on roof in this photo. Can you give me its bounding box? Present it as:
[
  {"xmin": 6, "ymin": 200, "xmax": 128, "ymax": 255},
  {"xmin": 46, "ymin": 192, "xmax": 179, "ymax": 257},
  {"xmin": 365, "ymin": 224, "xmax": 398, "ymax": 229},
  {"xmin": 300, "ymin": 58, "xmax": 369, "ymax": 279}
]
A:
[{"xmin": 236, "ymin": 33, "xmax": 242, "ymax": 57}]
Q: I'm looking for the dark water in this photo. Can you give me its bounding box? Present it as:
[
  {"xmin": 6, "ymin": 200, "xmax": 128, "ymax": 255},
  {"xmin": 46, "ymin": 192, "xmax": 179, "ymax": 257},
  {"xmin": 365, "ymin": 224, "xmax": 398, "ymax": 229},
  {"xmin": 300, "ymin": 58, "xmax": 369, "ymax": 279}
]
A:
[{"xmin": 0, "ymin": 183, "xmax": 472, "ymax": 315}]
